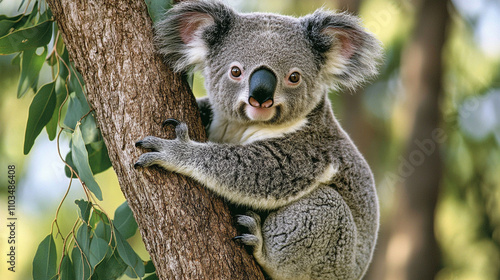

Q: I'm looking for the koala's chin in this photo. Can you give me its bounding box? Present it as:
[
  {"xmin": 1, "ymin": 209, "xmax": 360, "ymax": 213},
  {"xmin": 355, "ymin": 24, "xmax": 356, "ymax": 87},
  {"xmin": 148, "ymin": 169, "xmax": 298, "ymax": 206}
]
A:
[{"xmin": 245, "ymin": 105, "xmax": 276, "ymax": 122}]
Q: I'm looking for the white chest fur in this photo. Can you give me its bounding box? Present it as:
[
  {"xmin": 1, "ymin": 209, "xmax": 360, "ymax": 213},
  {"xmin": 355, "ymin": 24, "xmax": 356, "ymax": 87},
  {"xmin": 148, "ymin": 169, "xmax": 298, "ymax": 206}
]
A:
[{"xmin": 208, "ymin": 114, "xmax": 308, "ymax": 145}]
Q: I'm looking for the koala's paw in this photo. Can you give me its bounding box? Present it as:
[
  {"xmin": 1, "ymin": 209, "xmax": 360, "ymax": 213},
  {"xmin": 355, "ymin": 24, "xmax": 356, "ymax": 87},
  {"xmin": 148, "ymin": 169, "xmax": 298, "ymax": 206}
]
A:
[
  {"xmin": 134, "ymin": 119, "xmax": 190, "ymax": 169},
  {"xmin": 234, "ymin": 212, "xmax": 262, "ymax": 247}
]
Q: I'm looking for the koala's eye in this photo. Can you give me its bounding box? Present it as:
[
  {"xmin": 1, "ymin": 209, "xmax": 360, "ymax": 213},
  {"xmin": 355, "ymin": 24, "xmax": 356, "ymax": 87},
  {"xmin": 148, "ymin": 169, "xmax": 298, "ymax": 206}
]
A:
[
  {"xmin": 231, "ymin": 66, "xmax": 242, "ymax": 78},
  {"xmin": 288, "ymin": 72, "xmax": 301, "ymax": 84}
]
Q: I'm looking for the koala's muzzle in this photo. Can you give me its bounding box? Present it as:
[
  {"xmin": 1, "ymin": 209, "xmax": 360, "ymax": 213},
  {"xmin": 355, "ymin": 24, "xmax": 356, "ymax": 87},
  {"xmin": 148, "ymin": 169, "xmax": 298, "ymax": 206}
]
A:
[{"xmin": 248, "ymin": 68, "xmax": 277, "ymax": 108}]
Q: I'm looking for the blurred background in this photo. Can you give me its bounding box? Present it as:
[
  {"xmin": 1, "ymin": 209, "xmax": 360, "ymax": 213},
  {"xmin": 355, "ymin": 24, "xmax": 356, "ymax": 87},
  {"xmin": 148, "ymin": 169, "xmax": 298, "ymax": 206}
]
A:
[{"xmin": 1, "ymin": 0, "xmax": 499, "ymax": 279}]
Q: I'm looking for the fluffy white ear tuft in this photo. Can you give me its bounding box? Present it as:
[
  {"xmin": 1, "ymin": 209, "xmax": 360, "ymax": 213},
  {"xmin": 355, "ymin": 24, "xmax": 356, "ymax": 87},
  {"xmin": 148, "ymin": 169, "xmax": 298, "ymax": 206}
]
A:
[
  {"xmin": 301, "ymin": 11, "xmax": 383, "ymax": 90},
  {"xmin": 154, "ymin": 1, "xmax": 236, "ymax": 73}
]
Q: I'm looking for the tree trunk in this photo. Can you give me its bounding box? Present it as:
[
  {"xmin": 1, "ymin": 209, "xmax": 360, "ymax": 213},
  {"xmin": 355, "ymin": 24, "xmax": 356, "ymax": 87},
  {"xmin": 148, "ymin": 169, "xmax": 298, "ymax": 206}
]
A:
[
  {"xmin": 46, "ymin": 0, "xmax": 264, "ymax": 279},
  {"xmin": 384, "ymin": 0, "xmax": 449, "ymax": 279}
]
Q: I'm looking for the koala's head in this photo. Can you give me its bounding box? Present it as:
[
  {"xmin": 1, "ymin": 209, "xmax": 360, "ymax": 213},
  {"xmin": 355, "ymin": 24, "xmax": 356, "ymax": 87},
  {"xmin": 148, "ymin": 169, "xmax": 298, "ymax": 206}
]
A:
[{"xmin": 155, "ymin": 0, "xmax": 382, "ymax": 125}]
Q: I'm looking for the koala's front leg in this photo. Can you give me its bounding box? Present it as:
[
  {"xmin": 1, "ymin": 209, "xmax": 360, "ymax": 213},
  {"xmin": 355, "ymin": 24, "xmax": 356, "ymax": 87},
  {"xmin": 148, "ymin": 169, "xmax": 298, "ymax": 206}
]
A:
[{"xmin": 135, "ymin": 119, "xmax": 335, "ymax": 210}]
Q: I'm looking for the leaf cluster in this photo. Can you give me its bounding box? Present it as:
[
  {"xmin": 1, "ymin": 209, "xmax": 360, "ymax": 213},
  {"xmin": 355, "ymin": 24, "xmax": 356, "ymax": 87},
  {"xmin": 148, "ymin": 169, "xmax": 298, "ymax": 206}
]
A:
[
  {"xmin": 0, "ymin": 1, "xmax": 162, "ymax": 279},
  {"xmin": 33, "ymin": 200, "xmax": 157, "ymax": 280}
]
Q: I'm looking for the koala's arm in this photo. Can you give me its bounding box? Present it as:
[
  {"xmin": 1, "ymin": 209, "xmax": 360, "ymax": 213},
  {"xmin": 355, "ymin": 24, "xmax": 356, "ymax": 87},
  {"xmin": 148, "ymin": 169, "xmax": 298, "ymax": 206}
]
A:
[
  {"xmin": 135, "ymin": 123, "xmax": 336, "ymax": 210},
  {"xmin": 196, "ymin": 96, "xmax": 213, "ymax": 129}
]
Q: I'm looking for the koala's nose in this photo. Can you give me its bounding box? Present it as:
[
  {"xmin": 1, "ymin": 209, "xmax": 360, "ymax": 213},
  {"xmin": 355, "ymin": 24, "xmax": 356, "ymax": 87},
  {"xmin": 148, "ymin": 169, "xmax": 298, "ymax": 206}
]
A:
[{"xmin": 248, "ymin": 68, "xmax": 277, "ymax": 108}]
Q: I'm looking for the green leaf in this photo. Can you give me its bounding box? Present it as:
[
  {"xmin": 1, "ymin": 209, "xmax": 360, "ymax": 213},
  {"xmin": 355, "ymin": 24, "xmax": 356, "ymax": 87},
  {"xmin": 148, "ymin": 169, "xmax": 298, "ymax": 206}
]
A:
[
  {"xmin": 76, "ymin": 225, "xmax": 91, "ymax": 256},
  {"xmin": 93, "ymin": 249, "xmax": 128, "ymax": 280},
  {"xmin": 11, "ymin": 52, "xmax": 21, "ymax": 65},
  {"xmin": 24, "ymin": 81, "xmax": 56, "ymax": 154},
  {"xmin": 144, "ymin": 260, "xmax": 156, "ymax": 273},
  {"xmin": 0, "ymin": 14, "xmax": 28, "ymax": 36},
  {"xmin": 60, "ymin": 254, "xmax": 75, "ymax": 280},
  {"xmin": 95, "ymin": 220, "xmax": 112, "ymax": 245},
  {"xmin": 71, "ymin": 125, "xmax": 103, "ymax": 200},
  {"xmin": 39, "ymin": 7, "xmax": 53, "ymax": 23},
  {"xmin": 17, "ymin": 47, "xmax": 47, "ymax": 98},
  {"xmin": 68, "ymin": 65, "xmax": 85, "ymax": 101},
  {"xmin": 46, "ymin": 77, "xmax": 67, "ymax": 140},
  {"xmin": 114, "ymin": 228, "xmax": 145, "ymax": 277},
  {"xmin": 87, "ymin": 140, "xmax": 112, "ymax": 175},
  {"xmin": 75, "ymin": 199, "xmax": 92, "ymax": 224},
  {"xmin": 72, "ymin": 225, "xmax": 95, "ymax": 280},
  {"xmin": 64, "ymin": 91, "xmax": 88, "ymax": 130},
  {"xmin": 72, "ymin": 245, "xmax": 91, "ymax": 280},
  {"xmin": 89, "ymin": 208, "xmax": 105, "ymax": 229},
  {"xmin": 114, "ymin": 201, "xmax": 138, "ymax": 239},
  {"xmin": 65, "ymin": 150, "xmax": 77, "ymax": 178},
  {"xmin": 89, "ymin": 237, "xmax": 109, "ymax": 269},
  {"xmin": 144, "ymin": 273, "xmax": 159, "ymax": 280},
  {"xmin": 65, "ymin": 141, "xmax": 112, "ymax": 178},
  {"xmin": 0, "ymin": 20, "xmax": 53, "ymax": 55},
  {"xmin": 80, "ymin": 113, "xmax": 100, "ymax": 144},
  {"xmin": 144, "ymin": 0, "xmax": 172, "ymax": 24},
  {"xmin": 32, "ymin": 234, "xmax": 57, "ymax": 280}
]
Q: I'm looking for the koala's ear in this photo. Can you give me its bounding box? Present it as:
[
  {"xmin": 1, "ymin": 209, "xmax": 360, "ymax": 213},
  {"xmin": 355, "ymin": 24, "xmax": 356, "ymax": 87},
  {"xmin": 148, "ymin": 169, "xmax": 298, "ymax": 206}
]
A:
[
  {"xmin": 301, "ymin": 10, "xmax": 383, "ymax": 89},
  {"xmin": 154, "ymin": 1, "xmax": 236, "ymax": 72}
]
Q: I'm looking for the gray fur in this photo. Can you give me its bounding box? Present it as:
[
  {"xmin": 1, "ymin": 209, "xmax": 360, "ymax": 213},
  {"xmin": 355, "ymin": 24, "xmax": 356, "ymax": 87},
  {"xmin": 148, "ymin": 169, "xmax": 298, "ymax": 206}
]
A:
[{"xmin": 138, "ymin": 1, "xmax": 381, "ymax": 279}]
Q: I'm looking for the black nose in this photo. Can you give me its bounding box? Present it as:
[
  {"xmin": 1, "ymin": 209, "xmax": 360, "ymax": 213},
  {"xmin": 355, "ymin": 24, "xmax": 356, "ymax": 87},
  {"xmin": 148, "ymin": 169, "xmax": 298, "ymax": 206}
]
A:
[{"xmin": 248, "ymin": 68, "xmax": 277, "ymax": 108}]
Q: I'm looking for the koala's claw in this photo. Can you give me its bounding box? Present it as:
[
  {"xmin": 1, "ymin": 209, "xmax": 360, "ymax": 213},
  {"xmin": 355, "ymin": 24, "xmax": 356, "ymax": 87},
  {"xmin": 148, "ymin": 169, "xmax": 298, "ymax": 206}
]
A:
[
  {"xmin": 235, "ymin": 212, "xmax": 262, "ymax": 247},
  {"xmin": 134, "ymin": 136, "xmax": 164, "ymax": 151},
  {"xmin": 162, "ymin": 118, "xmax": 181, "ymax": 128},
  {"xmin": 233, "ymin": 234, "xmax": 260, "ymax": 246},
  {"xmin": 236, "ymin": 214, "xmax": 259, "ymax": 233},
  {"xmin": 135, "ymin": 140, "xmax": 144, "ymax": 148},
  {"xmin": 162, "ymin": 119, "xmax": 190, "ymax": 142}
]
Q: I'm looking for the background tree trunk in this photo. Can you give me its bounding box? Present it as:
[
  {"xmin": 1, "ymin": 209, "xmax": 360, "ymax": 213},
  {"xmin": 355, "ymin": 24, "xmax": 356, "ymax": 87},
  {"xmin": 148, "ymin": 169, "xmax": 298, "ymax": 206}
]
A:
[
  {"xmin": 383, "ymin": 0, "xmax": 450, "ymax": 279},
  {"xmin": 46, "ymin": 0, "xmax": 264, "ymax": 279}
]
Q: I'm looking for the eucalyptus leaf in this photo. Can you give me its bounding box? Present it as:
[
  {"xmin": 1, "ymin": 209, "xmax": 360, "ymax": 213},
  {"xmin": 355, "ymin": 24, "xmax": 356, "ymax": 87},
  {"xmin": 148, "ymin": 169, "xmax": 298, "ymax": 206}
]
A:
[
  {"xmin": 0, "ymin": 14, "xmax": 27, "ymax": 36},
  {"xmin": 93, "ymin": 249, "xmax": 128, "ymax": 280},
  {"xmin": 144, "ymin": 273, "xmax": 159, "ymax": 280},
  {"xmin": 60, "ymin": 254, "xmax": 75, "ymax": 280},
  {"xmin": 64, "ymin": 91, "xmax": 89, "ymax": 130},
  {"xmin": 65, "ymin": 140, "xmax": 111, "ymax": 178},
  {"xmin": 11, "ymin": 52, "xmax": 21, "ymax": 65},
  {"xmin": 76, "ymin": 225, "xmax": 91, "ymax": 256},
  {"xmin": 65, "ymin": 150, "xmax": 78, "ymax": 178},
  {"xmin": 32, "ymin": 234, "xmax": 57, "ymax": 280},
  {"xmin": 46, "ymin": 77, "xmax": 67, "ymax": 140},
  {"xmin": 114, "ymin": 201, "xmax": 138, "ymax": 239},
  {"xmin": 89, "ymin": 208, "xmax": 105, "ymax": 229},
  {"xmin": 72, "ymin": 245, "xmax": 91, "ymax": 280},
  {"xmin": 144, "ymin": 260, "xmax": 156, "ymax": 273},
  {"xmin": 80, "ymin": 113, "xmax": 100, "ymax": 144},
  {"xmin": 89, "ymin": 237, "xmax": 109, "ymax": 269},
  {"xmin": 17, "ymin": 46, "xmax": 47, "ymax": 98},
  {"xmin": 86, "ymin": 140, "xmax": 112, "ymax": 174},
  {"xmin": 114, "ymin": 228, "xmax": 145, "ymax": 277},
  {"xmin": 71, "ymin": 125, "xmax": 103, "ymax": 200},
  {"xmin": 95, "ymin": 221, "xmax": 112, "ymax": 244},
  {"xmin": 0, "ymin": 20, "xmax": 53, "ymax": 55},
  {"xmin": 75, "ymin": 199, "xmax": 92, "ymax": 224},
  {"xmin": 24, "ymin": 81, "xmax": 56, "ymax": 154},
  {"xmin": 68, "ymin": 65, "xmax": 86, "ymax": 100}
]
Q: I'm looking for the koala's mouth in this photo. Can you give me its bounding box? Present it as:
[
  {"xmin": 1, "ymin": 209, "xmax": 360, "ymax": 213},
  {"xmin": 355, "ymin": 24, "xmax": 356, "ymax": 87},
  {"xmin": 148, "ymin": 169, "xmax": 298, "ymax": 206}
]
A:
[{"xmin": 239, "ymin": 103, "xmax": 282, "ymax": 123}]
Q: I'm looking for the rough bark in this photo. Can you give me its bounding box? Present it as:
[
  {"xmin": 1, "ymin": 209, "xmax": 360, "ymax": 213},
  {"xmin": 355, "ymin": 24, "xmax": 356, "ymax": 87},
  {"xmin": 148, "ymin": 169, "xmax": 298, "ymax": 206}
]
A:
[
  {"xmin": 384, "ymin": 0, "xmax": 450, "ymax": 279},
  {"xmin": 46, "ymin": 0, "xmax": 264, "ymax": 279}
]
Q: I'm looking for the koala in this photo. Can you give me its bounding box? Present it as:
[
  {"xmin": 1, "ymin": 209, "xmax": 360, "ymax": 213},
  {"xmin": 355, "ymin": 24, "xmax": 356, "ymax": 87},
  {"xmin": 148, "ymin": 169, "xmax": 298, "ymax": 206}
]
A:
[{"xmin": 135, "ymin": 1, "xmax": 382, "ymax": 279}]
